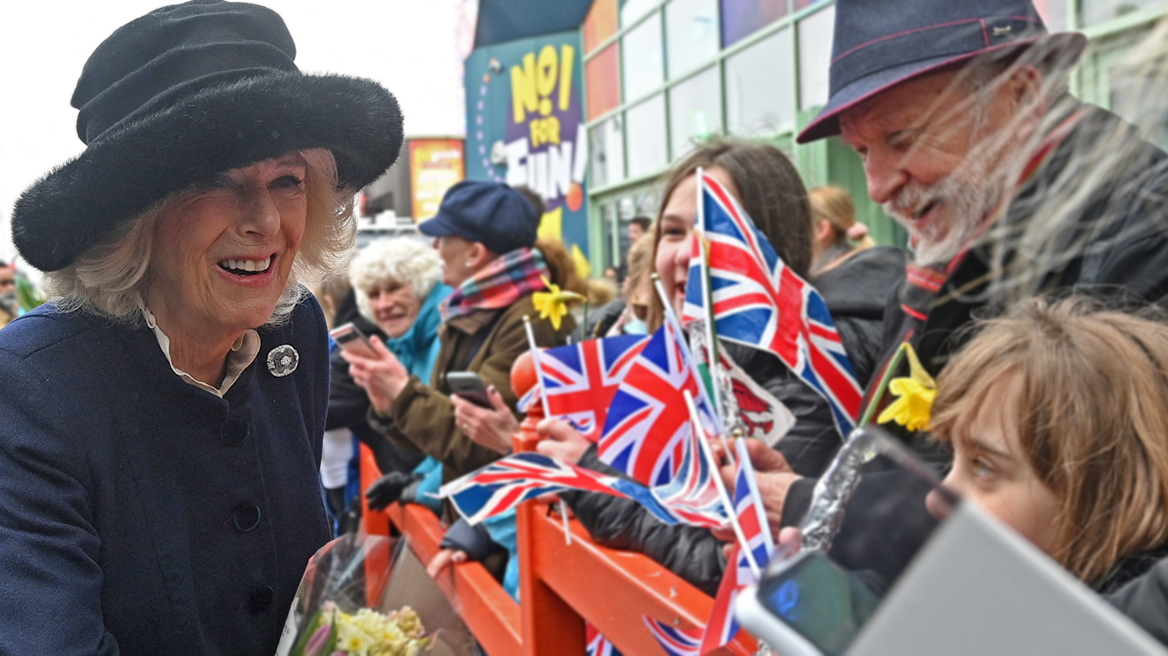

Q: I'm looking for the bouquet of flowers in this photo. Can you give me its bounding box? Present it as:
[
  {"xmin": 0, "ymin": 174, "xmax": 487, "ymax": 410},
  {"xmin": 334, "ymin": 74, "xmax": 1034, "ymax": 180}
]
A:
[{"xmin": 278, "ymin": 534, "xmax": 476, "ymax": 656}]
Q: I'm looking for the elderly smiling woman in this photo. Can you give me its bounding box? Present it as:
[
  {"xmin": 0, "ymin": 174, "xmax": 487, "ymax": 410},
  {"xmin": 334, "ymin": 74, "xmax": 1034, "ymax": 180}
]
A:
[{"xmin": 0, "ymin": 2, "xmax": 402, "ymax": 655}]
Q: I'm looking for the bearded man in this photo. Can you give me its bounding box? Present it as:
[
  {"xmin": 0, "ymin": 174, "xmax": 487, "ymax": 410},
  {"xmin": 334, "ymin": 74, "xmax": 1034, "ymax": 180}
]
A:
[{"xmin": 736, "ymin": 0, "xmax": 1168, "ymax": 597}]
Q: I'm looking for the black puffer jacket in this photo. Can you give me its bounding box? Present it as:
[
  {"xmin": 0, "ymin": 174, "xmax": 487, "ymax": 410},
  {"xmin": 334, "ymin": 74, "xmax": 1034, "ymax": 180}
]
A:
[
  {"xmin": 325, "ymin": 290, "xmax": 427, "ymax": 476},
  {"xmin": 812, "ymin": 246, "xmax": 907, "ymax": 388},
  {"xmin": 564, "ymin": 340, "xmax": 839, "ymax": 596}
]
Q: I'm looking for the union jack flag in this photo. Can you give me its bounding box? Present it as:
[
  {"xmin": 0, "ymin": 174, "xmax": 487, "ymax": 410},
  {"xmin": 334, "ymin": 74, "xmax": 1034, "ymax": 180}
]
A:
[
  {"xmin": 699, "ymin": 438, "xmax": 775, "ymax": 654},
  {"xmin": 599, "ymin": 319, "xmax": 719, "ymax": 487},
  {"xmin": 439, "ymin": 452, "xmax": 680, "ymax": 526},
  {"xmin": 684, "ymin": 170, "xmax": 862, "ymax": 437},
  {"xmin": 538, "ymin": 335, "xmax": 648, "ymax": 441},
  {"xmin": 586, "ymin": 622, "xmax": 623, "ymax": 656},
  {"xmin": 643, "ymin": 617, "xmax": 701, "ymax": 656},
  {"xmin": 649, "ymin": 401, "xmax": 727, "ymax": 530}
]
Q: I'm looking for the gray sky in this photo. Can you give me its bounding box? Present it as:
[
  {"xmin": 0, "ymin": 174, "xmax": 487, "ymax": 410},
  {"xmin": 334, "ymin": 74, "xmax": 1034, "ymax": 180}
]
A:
[{"xmin": 0, "ymin": 0, "xmax": 468, "ymax": 268}]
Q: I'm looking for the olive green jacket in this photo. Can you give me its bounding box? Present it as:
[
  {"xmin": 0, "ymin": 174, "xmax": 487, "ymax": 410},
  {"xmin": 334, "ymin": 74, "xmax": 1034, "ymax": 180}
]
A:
[{"xmin": 369, "ymin": 293, "xmax": 574, "ymax": 484}]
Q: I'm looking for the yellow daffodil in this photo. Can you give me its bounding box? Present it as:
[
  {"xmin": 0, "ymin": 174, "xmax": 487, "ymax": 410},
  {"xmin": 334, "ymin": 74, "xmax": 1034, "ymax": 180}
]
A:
[
  {"xmin": 532, "ymin": 276, "xmax": 585, "ymax": 331},
  {"xmin": 877, "ymin": 343, "xmax": 937, "ymax": 432}
]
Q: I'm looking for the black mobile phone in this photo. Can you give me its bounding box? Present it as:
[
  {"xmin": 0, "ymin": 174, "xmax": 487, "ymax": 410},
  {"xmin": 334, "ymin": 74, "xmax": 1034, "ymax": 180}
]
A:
[
  {"xmin": 746, "ymin": 551, "xmax": 883, "ymax": 656},
  {"xmin": 446, "ymin": 371, "xmax": 493, "ymax": 409},
  {"xmin": 329, "ymin": 322, "xmax": 376, "ymax": 359}
]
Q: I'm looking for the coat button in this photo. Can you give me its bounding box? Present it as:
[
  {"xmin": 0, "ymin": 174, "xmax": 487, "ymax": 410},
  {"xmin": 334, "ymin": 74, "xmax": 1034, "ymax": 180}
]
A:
[
  {"xmin": 247, "ymin": 585, "xmax": 275, "ymax": 614},
  {"xmin": 221, "ymin": 417, "xmax": 250, "ymax": 446},
  {"xmin": 232, "ymin": 504, "xmax": 262, "ymax": 532}
]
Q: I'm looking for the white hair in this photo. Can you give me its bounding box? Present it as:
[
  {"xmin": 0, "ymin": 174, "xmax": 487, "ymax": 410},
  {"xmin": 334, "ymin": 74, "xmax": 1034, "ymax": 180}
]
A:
[
  {"xmin": 44, "ymin": 148, "xmax": 356, "ymax": 326},
  {"xmin": 349, "ymin": 237, "xmax": 442, "ymax": 324}
]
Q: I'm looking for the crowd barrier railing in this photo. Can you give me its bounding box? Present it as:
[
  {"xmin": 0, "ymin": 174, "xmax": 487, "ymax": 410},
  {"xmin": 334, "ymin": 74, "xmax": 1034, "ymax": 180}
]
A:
[{"xmin": 359, "ymin": 436, "xmax": 758, "ymax": 656}]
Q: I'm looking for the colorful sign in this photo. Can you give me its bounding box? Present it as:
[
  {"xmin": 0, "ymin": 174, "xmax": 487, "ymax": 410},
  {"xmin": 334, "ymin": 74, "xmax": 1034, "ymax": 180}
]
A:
[
  {"xmin": 409, "ymin": 139, "xmax": 465, "ymax": 222},
  {"xmin": 466, "ymin": 31, "xmax": 589, "ymax": 256}
]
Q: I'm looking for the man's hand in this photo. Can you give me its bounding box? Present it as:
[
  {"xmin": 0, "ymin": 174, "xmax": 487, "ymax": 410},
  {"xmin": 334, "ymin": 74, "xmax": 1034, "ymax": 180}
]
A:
[
  {"xmin": 452, "ymin": 385, "xmax": 519, "ymax": 454},
  {"xmin": 364, "ymin": 471, "xmax": 416, "ymax": 512},
  {"xmin": 534, "ymin": 418, "xmax": 591, "ymax": 465},
  {"xmin": 718, "ymin": 438, "xmax": 800, "ymax": 543},
  {"xmin": 341, "ymin": 336, "xmax": 409, "ymax": 414}
]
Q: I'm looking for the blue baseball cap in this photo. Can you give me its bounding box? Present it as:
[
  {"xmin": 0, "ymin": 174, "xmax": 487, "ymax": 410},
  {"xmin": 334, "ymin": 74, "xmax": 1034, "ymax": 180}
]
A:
[{"xmin": 418, "ymin": 181, "xmax": 539, "ymax": 255}]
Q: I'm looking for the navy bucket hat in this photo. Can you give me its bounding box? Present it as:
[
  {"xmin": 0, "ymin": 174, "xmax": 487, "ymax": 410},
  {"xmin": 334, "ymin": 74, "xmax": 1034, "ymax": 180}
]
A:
[
  {"xmin": 418, "ymin": 181, "xmax": 539, "ymax": 256},
  {"xmin": 796, "ymin": 0, "xmax": 1086, "ymax": 144}
]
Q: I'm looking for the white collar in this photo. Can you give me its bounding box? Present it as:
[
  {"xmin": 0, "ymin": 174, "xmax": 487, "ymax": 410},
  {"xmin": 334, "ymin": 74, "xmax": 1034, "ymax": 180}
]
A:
[{"xmin": 140, "ymin": 306, "xmax": 260, "ymax": 398}]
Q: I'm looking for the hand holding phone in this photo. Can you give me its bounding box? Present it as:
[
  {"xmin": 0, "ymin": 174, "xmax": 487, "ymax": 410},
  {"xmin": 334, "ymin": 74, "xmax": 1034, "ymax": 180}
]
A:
[
  {"xmin": 446, "ymin": 371, "xmax": 493, "ymax": 409},
  {"xmin": 329, "ymin": 323, "xmax": 377, "ymax": 359}
]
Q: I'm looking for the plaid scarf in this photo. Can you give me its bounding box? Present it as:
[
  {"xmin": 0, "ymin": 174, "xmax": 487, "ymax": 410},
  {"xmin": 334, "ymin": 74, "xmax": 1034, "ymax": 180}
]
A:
[{"xmin": 442, "ymin": 247, "xmax": 550, "ymax": 320}]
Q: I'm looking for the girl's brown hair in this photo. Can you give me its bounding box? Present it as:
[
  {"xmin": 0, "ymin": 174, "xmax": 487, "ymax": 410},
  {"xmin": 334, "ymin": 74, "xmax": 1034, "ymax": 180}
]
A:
[
  {"xmin": 647, "ymin": 140, "xmax": 813, "ymax": 330},
  {"xmin": 931, "ymin": 297, "xmax": 1168, "ymax": 587}
]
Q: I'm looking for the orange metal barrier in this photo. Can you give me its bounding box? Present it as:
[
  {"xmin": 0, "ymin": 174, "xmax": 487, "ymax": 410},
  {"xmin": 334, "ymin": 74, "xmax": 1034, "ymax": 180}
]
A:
[{"xmin": 359, "ymin": 444, "xmax": 758, "ymax": 656}]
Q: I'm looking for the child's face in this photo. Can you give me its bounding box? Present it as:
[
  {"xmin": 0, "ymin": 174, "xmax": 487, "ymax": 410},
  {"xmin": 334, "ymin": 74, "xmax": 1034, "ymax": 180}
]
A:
[{"xmin": 927, "ymin": 376, "xmax": 1061, "ymax": 555}]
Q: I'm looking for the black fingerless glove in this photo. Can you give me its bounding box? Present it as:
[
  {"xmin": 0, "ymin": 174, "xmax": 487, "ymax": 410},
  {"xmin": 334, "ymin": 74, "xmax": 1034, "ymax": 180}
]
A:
[{"xmin": 365, "ymin": 471, "xmax": 417, "ymax": 511}]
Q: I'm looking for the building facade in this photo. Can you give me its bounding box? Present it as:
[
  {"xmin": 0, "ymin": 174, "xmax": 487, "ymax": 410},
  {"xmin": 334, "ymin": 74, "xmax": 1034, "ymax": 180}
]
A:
[{"xmin": 576, "ymin": 0, "xmax": 1168, "ymax": 273}]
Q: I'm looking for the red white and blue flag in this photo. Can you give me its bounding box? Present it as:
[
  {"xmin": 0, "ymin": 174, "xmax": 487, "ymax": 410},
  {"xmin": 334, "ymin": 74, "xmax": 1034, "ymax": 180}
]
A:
[
  {"xmin": 599, "ymin": 319, "xmax": 720, "ymax": 488},
  {"xmin": 439, "ymin": 452, "xmax": 682, "ymax": 526},
  {"xmin": 538, "ymin": 335, "xmax": 648, "ymax": 441},
  {"xmin": 683, "ymin": 171, "xmax": 862, "ymax": 437},
  {"xmin": 649, "ymin": 402, "xmax": 728, "ymax": 530},
  {"xmin": 586, "ymin": 622, "xmax": 623, "ymax": 656},
  {"xmin": 699, "ymin": 438, "xmax": 775, "ymax": 654},
  {"xmin": 643, "ymin": 617, "xmax": 702, "ymax": 656}
]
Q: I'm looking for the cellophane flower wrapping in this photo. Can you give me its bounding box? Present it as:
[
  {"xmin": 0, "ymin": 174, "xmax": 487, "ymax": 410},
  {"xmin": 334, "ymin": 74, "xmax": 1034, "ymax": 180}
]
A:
[{"xmin": 276, "ymin": 533, "xmax": 478, "ymax": 656}]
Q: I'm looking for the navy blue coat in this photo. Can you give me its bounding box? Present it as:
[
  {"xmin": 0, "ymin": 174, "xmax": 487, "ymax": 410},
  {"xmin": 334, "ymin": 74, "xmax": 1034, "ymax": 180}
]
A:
[{"xmin": 0, "ymin": 297, "xmax": 332, "ymax": 655}]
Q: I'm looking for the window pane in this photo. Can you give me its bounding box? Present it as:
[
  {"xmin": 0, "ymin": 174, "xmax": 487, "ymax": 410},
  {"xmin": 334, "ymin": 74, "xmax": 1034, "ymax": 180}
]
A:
[
  {"xmin": 620, "ymin": 0, "xmax": 659, "ymax": 27},
  {"xmin": 622, "ymin": 12, "xmax": 664, "ymax": 101},
  {"xmin": 665, "ymin": 0, "xmax": 720, "ymax": 79},
  {"xmin": 726, "ymin": 27, "xmax": 794, "ymax": 135},
  {"xmin": 798, "ymin": 5, "xmax": 835, "ymax": 111},
  {"xmin": 721, "ymin": 0, "xmax": 788, "ymax": 47},
  {"xmin": 1033, "ymin": 0, "xmax": 1068, "ymax": 31},
  {"xmin": 625, "ymin": 94, "xmax": 668, "ymax": 178},
  {"xmin": 1080, "ymin": 0, "xmax": 1163, "ymax": 26},
  {"xmin": 668, "ymin": 66, "xmax": 721, "ymax": 160},
  {"xmin": 584, "ymin": 0, "xmax": 619, "ymax": 53},
  {"xmin": 590, "ymin": 114, "xmax": 626, "ymax": 188},
  {"xmin": 587, "ymin": 44, "xmax": 621, "ymax": 120}
]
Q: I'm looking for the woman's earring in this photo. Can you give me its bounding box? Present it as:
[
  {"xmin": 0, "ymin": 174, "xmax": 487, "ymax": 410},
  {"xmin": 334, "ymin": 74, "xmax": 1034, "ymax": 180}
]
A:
[{"xmin": 465, "ymin": 261, "xmax": 473, "ymax": 268}]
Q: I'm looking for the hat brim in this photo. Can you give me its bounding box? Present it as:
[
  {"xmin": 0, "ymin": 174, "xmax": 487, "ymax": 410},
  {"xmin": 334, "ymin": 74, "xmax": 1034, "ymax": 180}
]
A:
[
  {"xmin": 796, "ymin": 32, "xmax": 1087, "ymax": 144},
  {"xmin": 13, "ymin": 71, "xmax": 403, "ymax": 272},
  {"xmin": 417, "ymin": 213, "xmax": 460, "ymax": 239}
]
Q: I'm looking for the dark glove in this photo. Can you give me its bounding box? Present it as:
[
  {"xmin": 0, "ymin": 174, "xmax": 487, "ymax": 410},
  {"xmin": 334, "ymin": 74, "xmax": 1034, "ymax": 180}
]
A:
[
  {"xmin": 365, "ymin": 471, "xmax": 417, "ymax": 511},
  {"xmin": 398, "ymin": 477, "xmax": 425, "ymax": 505},
  {"xmin": 439, "ymin": 518, "xmax": 507, "ymax": 562}
]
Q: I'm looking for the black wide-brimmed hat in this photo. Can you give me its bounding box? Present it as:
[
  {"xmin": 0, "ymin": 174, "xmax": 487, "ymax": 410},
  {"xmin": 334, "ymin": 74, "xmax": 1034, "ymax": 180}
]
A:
[
  {"xmin": 796, "ymin": 0, "xmax": 1086, "ymax": 144},
  {"xmin": 12, "ymin": 0, "xmax": 404, "ymax": 272}
]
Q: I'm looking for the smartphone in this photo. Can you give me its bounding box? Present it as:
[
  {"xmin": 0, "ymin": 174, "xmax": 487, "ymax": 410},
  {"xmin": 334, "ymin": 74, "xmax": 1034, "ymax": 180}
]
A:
[
  {"xmin": 736, "ymin": 551, "xmax": 883, "ymax": 656},
  {"xmin": 446, "ymin": 371, "xmax": 493, "ymax": 409},
  {"xmin": 329, "ymin": 322, "xmax": 376, "ymax": 359}
]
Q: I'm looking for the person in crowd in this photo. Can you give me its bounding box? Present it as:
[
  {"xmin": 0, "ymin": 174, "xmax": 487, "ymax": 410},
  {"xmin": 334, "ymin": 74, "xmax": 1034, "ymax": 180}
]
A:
[
  {"xmin": 0, "ymin": 263, "xmax": 16, "ymax": 329},
  {"xmin": 603, "ymin": 265, "xmax": 619, "ymax": 285},
  {"xmin": 628, "ymin": 215, "xmax": 651, "ymax": 245},
  {"xmin": 807, "ymin": 187, "xmax": 906, "ymax": 388},
  {"xmin": 587, "ymin": 232, "xmax": 655, "ymax": 338},
  {"xmin": 342, "ymin": 181, "xmax": 574, "ymax": 485},
  {"xmin": 736, "ymin": 0, "xmax": 1168, "ymax": 595},
  {"xmin": 807, "ymin": 185, "xmax": 875, "ymax": 275},
  {"xmin": 328, "ymin": 238, "xmax": 450, "ymax": 522},
  {"xmin": 536, "ymin": 140, "xmax": 845, "ymax": 595},
  {"xmin": 926, "ymin": 297, "xmax": 1168, "ymax": 594},
  {"xmin": 0, "ymin": 1, "xmax": 403, "ymax": 653},
  {"xmin": 617, "ymin": 215, "xmax": 653, "ymax": 281}
]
